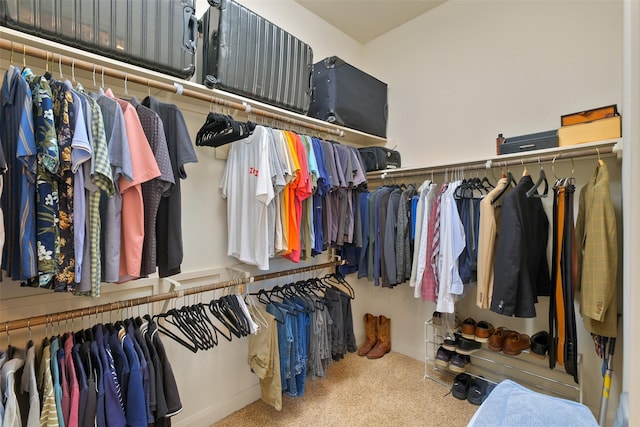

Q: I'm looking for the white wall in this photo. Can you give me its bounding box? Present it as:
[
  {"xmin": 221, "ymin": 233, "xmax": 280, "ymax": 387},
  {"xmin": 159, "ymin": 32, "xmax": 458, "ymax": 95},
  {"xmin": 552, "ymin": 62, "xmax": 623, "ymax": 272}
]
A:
[{"xmin": 0, "ymin": 0, "xmax": 627, "ymax": 425}]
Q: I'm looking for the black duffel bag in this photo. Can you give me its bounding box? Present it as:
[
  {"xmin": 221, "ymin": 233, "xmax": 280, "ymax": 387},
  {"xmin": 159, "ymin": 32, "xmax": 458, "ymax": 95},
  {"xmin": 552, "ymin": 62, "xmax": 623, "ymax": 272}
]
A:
[{"xmin": 358, "ymin": 147, "xmax": 401, "ymax": 172}]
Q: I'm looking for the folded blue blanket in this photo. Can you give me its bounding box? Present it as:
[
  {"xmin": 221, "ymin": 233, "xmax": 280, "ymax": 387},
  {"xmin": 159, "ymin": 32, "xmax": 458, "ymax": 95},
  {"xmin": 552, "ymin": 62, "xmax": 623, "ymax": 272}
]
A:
[{"xmin": 467, "ymin": 379, "xmax": 597, "ymax": 427}]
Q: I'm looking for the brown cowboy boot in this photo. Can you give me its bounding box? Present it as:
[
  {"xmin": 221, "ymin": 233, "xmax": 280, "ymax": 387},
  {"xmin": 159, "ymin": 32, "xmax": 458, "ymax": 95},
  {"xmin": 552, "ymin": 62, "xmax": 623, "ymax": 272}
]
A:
[
  {"xmin": 357, "ymin": 313, "xmax": 378, "ymax": 356},
  {"xmin": 367, "ymin": 315, "xmax": 391, "ymax": 359}
]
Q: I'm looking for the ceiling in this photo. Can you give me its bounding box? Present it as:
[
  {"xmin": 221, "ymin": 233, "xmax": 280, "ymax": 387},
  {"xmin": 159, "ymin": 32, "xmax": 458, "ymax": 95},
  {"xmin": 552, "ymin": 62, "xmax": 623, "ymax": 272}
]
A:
[{"xmin": 295, "ymin": 0, "xmax": 446, "ymax": 44}]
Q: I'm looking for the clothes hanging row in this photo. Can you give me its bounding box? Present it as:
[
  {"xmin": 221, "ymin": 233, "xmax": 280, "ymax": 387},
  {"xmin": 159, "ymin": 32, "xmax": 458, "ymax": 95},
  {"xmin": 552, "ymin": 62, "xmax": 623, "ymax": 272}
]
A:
[
  {"xmin": 220, "ymin": 127, "xmax": 368, "ymax": 270},
  {"xmin": 0, "ymin": 63, "xmax": 198, "ymax": 298},
  {"xmin": 1, "ymin": 260, "xmax": 346, "ymax": 334},
  {"xmin": 0, "ymin": 311, "xmax": 182, "ymax": 427},
  {"xmin": 247, "ymin": 272, "xmax": 356, "ymax": 411}
]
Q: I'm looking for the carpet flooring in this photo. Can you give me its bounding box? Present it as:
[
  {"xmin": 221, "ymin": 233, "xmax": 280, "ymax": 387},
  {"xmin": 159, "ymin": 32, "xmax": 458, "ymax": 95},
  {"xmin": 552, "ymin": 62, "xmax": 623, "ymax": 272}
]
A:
[{"xmin": 212, "ymin": 351, "xmax": 479, "ymax": 427}]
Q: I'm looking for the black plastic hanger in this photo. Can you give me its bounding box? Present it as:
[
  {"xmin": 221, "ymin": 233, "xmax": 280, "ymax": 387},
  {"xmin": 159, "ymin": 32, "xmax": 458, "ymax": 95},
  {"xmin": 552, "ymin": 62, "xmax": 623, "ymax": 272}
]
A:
[
  {"xmin": 491, "ymin": 171, "xmax": 516, "ymax": 204},
  {"xmin": 195, "ymin": 112, "xmax": 255, "ymax": 148},
  {"xmin": 526, "ymin": 162, "xmax": 549, "ymax": 198}
]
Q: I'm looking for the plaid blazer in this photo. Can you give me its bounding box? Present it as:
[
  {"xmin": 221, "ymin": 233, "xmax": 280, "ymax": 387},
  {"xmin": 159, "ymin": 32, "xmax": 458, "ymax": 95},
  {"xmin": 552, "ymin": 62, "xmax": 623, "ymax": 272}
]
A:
[{"xmin": 576, "ymin": 161, "xmax": 618, "ymax": 337}]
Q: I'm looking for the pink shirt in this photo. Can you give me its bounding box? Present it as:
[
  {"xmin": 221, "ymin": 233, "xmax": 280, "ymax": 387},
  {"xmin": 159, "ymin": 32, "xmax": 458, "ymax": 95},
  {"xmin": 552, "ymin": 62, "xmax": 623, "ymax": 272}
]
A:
[{"xmin": 106, "ymin": 90, "xmax": 161, "ymax": 282}]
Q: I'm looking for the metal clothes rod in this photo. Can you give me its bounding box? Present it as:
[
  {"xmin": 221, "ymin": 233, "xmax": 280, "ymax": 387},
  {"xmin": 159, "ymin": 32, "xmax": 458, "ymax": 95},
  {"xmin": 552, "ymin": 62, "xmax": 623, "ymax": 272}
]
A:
[
  {"xmin": 368, "ymin": 143, "xmax": 618, "ymax": 182},
  {"xmin": 1, "ymin": 260, "xmax": 346, "ymax": 333},
  {"xmin": 0, "ymin": 38, "xmax": 344, "ymax": 138}
]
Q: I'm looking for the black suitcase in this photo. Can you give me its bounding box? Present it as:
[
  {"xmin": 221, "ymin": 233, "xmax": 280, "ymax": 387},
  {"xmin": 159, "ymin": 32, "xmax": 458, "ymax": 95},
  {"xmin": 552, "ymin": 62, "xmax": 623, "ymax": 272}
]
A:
[
  {"xmin": 0, "ymin": 0, "xmax": 198, "ymax": 79},
  {"xmin": 197, "ymin": 0, "xmax": 313, "ymax": 114},
  {"xmin": 308, "ymin": 56, "xmax": 388, "ymax": 138}
]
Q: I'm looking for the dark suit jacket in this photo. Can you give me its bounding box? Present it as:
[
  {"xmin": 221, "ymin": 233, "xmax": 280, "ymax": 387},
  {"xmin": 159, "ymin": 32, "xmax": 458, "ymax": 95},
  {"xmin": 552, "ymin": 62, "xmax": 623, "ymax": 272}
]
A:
[{"xmin": 491, "ymin": 175, "xmax": 551, "ymax": 317}]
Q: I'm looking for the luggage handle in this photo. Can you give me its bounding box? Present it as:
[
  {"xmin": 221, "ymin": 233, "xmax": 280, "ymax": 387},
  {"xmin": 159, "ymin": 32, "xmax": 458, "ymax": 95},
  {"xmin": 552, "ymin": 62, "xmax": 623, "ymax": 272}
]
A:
[{"xmin": 184, "ymin": 7, "xmax": 197, "ymax": 53}]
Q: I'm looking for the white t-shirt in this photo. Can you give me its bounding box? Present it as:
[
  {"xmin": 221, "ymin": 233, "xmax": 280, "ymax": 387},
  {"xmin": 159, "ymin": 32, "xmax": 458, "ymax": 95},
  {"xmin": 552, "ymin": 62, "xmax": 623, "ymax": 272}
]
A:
[{"xmin": 220, "ymin": 126, "xmax": 275, "ymax": 270}]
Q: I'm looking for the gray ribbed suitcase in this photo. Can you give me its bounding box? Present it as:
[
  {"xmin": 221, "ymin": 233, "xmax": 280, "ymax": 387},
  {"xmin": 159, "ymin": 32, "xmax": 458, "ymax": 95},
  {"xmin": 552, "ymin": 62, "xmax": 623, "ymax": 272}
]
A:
[
  {"xmin": 197, "ymin": 0, "xmax": 313, "ymax": 114},
  {"xmin": 0, "ymin": 0, "xmax": 197, "ymax": 79}
]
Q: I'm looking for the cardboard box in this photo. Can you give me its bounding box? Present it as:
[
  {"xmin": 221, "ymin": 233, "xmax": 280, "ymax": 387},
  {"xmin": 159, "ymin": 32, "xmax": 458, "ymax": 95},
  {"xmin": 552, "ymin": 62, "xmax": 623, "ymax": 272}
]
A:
[{"xmin": 558, "ymin": 115, "xmax": 621, "ymax": 146}]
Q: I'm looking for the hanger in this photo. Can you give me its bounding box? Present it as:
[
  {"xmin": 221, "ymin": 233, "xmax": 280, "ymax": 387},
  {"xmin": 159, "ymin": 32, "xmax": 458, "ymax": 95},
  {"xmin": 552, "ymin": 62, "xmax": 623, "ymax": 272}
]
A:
[
  {"xmin": 491, "ymin": 167, "xmax": 516, "ymax": 204},
  {"xmin": 596, "ymin": 147, "xmax": 605, "ymax": 167},
  {"xmin": 521, "ymin": 159, "xmax": 529, "ymax": 177},
  {"xmin": 526, "ymin": 158, "xmax": 549, "ymax": 198},
  {"xmin": 195, "ymin": 112, "xmax": 255, "ymax": 147},
  {"xmin": 153, "ymin": 307, "xmax": 199, "ymax": 353}
]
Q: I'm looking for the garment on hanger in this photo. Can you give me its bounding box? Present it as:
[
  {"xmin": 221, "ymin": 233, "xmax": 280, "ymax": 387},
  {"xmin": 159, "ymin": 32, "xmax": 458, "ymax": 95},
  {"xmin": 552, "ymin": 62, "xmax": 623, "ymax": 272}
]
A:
[
  {"xmin": 142, "ymin": 96, "xmax": 198, "ymax": 279},
  {"xmin": 576, "ymin": 161, "xmax": 618, "ymax": 338},
  {"xmin": 491, "ymin": 174, "xmax": 551, "ymax": 318},
  {"xmin": 476, "ymin": 176, "xmax": 509, "ymax": 309}
]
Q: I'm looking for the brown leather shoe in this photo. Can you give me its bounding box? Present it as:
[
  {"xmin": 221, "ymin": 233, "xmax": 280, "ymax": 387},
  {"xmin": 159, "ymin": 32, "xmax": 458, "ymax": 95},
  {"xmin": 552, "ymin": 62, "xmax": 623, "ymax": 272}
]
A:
[
  {"xmin": 357, "ymin": 313, "xmax": 378, "ymax": 356},
  {"xmin": 488, "ymin": 327, "xmax": 511, "ymax": 352},
  {"xmin": 461, "ymin": 318, "xmax": 476, "ymax": 339},
  {"xmin": 503, "ymin": 331, "xmax": 531, "ymax": 356},
  {"xmin": 367, "ymin": 315, "xmax": 391, "ymax": 359},
  {"xmin": 474, "ymin": 321, "xmax": 495, "ymax": 343}
]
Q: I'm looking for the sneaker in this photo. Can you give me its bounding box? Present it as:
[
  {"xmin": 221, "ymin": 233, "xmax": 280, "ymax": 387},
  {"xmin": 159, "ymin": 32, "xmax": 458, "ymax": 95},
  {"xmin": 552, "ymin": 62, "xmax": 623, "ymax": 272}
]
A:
[
  {"xmin": 451, "ymin": 372, "xmax": 472, "ymax": 400},
  {"xmin": 435, "ymin": 346, "xmax": 453, "ymax": 369},
  {"xmin": 449, "ymin": 353, "xmax": 471, "ymax": 373},
  {"xmin": 443, "ymin": 332, "xmax": 461, "ymax": 352},
  {"xmin": 461, "ymin": 317, "xmax": 477, "ymax": 339},
  {"xmin": 467, "ymin": 377, "xmax": 496, "ymax": 405},
  {"xmin": 456, "ymin": 336, "xmax": 481, "ymax": 355}
]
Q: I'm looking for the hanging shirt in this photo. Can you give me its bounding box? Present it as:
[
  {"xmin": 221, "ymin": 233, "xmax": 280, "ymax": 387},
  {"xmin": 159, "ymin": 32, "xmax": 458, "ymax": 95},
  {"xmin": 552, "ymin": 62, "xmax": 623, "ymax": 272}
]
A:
[
  {"xmin": 129, "ymin": 98, "xmax": 175, "ymax": 277},
  {"xmin": 283, "ymin": 131, "xmax": 311, "ymax": 263},
  {"xmin": 22, "ymin": 73, "xmax": 59, "ymax": 289},
  {"xmin": 38, "ymin": 339, "xmax": 59, "ymax": 427},
  {"xmin": 48, "ymin": 80, "xmax": 78, "ymax": 290},
  {"xmin": 0, "ymin": 65, "xmax": 37, "ymax": 281},
  {"xmin": 91, "ymin": 91, "xmax": 131, "ymax": 284},
  {"xmin": 141, "ymin": 96, "xmax": 198, "ymax": 278},
  {"xmin": 1, "ymin": 356, "xmax": 25, "ymax": 427},
  {"xmin": 66, "ymin": 81, "xmax": 92, "ymax": 287},
  {"xmin": 410, "ymin": 180, "xmax": 431, "ymax": 293},
  {"xmin": 76, "ymin": 85, "xmax": 114, "ymax": 297},
  {"xmin": 106, "ymin": 89, "xmax": 161, "ymax": 282},
  {"xmin": 21, "ymin": 344, "xmax": 40, "ymax": 427},
  {"xmin": 436, "ymin": 181, "xmax": 466, "ymax": 313},
  {"xmin": 265, "ymin": 129, "xmax": 286, "ymax": 258},
  {"xmin": 220, "ymin": 125, "xmax": 275, "ymax": 270}
]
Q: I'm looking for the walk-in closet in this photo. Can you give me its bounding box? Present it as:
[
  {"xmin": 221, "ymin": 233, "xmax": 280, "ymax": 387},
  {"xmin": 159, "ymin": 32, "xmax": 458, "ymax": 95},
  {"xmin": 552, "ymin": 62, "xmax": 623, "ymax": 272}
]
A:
[{"xmin": 1, "ymin": 0, "xmax": 638, "ymax": 426}]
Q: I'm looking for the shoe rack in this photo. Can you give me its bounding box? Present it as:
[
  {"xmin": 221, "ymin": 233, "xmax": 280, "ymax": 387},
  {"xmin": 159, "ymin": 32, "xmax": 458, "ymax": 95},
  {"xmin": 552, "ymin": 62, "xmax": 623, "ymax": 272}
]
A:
[{"xmin": 424, "ymin": 320, "xmax": 583, "ymax": 403}]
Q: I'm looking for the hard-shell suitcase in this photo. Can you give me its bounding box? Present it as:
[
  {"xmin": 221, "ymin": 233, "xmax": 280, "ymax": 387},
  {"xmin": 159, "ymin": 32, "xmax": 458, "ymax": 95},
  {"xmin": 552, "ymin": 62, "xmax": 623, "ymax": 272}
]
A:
[
  {"xmin": 197, "ymin": 0, "xmax": 314, "ymax": 114},
  {"xmin": 0, "ymin": 0, "xmax": 198, "ymax": 79},
  {"xmin": 308, "ymin": 56, "xmax": 388, "ymax": 138}
]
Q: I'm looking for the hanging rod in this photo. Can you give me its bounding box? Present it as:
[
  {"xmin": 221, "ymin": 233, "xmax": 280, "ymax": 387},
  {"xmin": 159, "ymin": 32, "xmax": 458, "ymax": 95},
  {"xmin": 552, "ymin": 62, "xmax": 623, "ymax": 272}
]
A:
[
  {"xmin": 1, "ymin": 260, "xmax": 346, "ymax": 333},
  {"xmin": 0, "ymin": 37, "xmax": 345, "ymax": 138},
  {"xmin": 369, "ymin": 140, "xmax": 621, "ymax": 182}
]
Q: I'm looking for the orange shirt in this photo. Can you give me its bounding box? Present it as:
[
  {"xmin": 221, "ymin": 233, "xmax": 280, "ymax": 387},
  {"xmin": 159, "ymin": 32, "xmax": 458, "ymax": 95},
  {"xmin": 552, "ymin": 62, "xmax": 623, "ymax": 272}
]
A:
[{"xmin": 283, "ymin": 131, "xmax": 312, "ymax": 262}]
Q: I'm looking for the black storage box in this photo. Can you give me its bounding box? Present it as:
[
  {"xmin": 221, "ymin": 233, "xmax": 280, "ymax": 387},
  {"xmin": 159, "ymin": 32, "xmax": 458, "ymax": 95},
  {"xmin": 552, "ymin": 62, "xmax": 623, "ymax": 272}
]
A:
[
  {"xmin": 0, "ymin": 0, "xmax": 198, "ymax": 79},
  {"xmin": 308, "ymin": 56, "xmax": 388, "ymax": 138},
  {"xmin": 197, "ymin": 0, "xmax": 314, "ymax": 114},
  {"xmin": 499, "ymin": 129, "xmax": 559, "ymax": 155}
]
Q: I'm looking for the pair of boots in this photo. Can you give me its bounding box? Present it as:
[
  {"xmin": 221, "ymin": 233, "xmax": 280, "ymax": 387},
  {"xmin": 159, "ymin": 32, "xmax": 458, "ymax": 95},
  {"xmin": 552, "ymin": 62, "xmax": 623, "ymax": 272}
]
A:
[{"xmin": 358, "ymin": 313, "xmax": 391, "ymax": 359}]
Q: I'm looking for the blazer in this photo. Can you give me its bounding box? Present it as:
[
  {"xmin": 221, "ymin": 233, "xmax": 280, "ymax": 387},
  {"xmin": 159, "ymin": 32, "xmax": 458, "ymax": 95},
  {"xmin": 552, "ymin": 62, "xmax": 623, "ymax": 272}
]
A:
[
  {"xmin": 576, "ymin": 161, "xmax": 618, "ymax": 337},
  {"xmin": 491, "ymin": 174, "xmax": 551, "ymax": 318}
]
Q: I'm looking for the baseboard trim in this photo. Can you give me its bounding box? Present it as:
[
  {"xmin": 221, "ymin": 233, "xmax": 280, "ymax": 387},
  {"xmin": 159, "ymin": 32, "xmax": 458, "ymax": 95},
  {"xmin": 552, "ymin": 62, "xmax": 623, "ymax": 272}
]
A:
[{"xmin": 172, "ymin": 384, "xmax": 261, "ymax": 427}]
